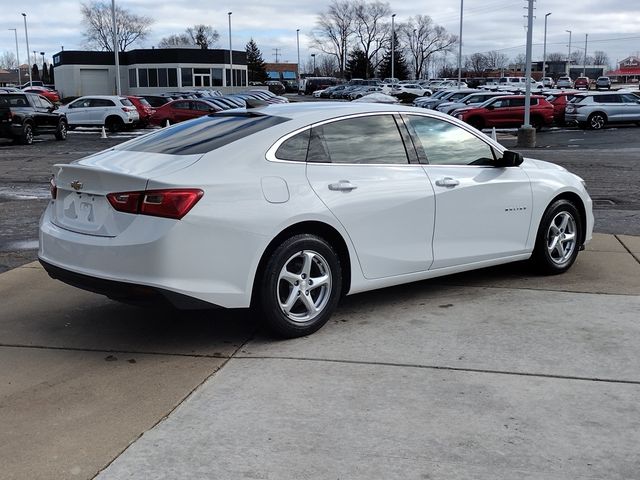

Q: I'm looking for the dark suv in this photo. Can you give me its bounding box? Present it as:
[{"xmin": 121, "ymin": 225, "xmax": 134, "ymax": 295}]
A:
[{"xmin": 0, "ymin": 93, "xmax": 68, "ymax": 145}]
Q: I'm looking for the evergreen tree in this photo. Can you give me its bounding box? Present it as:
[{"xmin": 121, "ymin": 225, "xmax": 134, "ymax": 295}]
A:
[
  {"xmin": 245, "ymin": 38, "xmax": 268, "ymax": 83},
  {"xmin": 346, "ymin": 49, "xmax": 374, "ymax": 80},
  {"xmin": 377, "ymin": 33, "xmax": 410, "ymax": 80},
  {"xmin": 31, "ymin": 64, "xmax": 40, "ymax": 82},
  {"xmin": 41, "ymin": 62, "xmax": 50, "ymax": 84},
  {"xmin": 49, "ymin": 63, "xmax": 55, "ymax": 84}
]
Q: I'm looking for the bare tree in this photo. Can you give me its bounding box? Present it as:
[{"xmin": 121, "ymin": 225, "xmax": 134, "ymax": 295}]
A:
[
  {"xmin": 319, "ymin": 54, "xmax": 339, "ymax": 76},
  {"xmin": 0, "ymin": 51, "xmax": 18, "ymax": 70},
  {"xmin": 158, "ymin": 34, "xmax": 192, "ymax": 48},
  {"xmin": 81, "ymin": 1, "xmax": 153, "ymax": 52},
  {"xmin": 485, "ymin": 50, "xmax": 508, "ymax": 71},
  {"xmin": 401, "ymin": 15, "xmax": 457, "ymax": 79},
  {"xmin": 592, "ymin": 50, "xmax": 609, "ymax": 66},
  {"xmin": 352, "ymin": 0, "xmax": 390, "ymax": 77},
  {"xmin": 546, "ymin": 52, "xmax": 566, "ymax": 62},
  {"xmin": 512, "ymin": 53, "xmax": 527, "ymax": 70},
  {"xmin": 186, "ymin": 25, "xmax": 219, "ymax": 49},
  {"xmin": 310, "ymin": 0, "xmax": 356, "ymax": 77},
  {"xmin": 465, "ymin": 53, "xmax": 490, "ymax": 75}
]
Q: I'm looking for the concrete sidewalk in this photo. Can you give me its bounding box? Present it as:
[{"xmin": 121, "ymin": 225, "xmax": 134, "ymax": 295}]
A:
[{"xmin": 1, "ymin": 234, "xmax": 639, "ymax": 479}]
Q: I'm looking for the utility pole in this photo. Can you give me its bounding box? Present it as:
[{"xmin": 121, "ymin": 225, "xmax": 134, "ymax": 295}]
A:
[
  {"xmin": 21, "ymin": 13, "xmax": 32, "ymax": 87},
  {"xmin": 391, "ymin": 13, "xmax": 396, "ymax": 81},
  {"xmin": 272, "ymin": 48, "xmax": 281, "ymax": 63},
  {"xmin": 228, "ymin": 12, "xmax": 233, "ymax": 92},
  {"xmin": 542, "ymin": 12, "xmax": 551, "ymax": 78},
  {"xmin": 566, "ymin": 30, "xmax": 572, "ymax": 76},
  {"xmin": 296, "ymin": 29, "xmax": 300, "ymax": 92},
  {"xmin": 457, "ymin": 0, "xmax": 463, "ymax": 89},
  {"xmin": 518, "ymin": 0, "xmax": 535, "ymax": 148},
  {"xmin": 583, "ymin": 33, "xmax": 588, "ymax": 77},
  {"xmin": 111, "ymin": 0, "xmax": 121, "ymax": 95},
  {"xmin": 9, "ymin": 28, "xmax": 21, "ymax": 85}
]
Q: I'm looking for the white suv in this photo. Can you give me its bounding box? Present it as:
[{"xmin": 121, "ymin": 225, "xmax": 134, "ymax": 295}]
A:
[{"xmin": 59, "ymin": 96, "xmax": 139, "ymax": 132}]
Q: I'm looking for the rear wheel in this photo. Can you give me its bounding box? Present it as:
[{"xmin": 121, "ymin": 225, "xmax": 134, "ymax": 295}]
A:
[
  {"xmin": 55, "ymin": 120, "xmax": 67, "ymax": 141},
  {"xmin": 19, "ymin": 123, "xmax": 34, "ymax": 145},
  {"xmin": 105, "ymin": 116, "xmax": 124, "ymax": 133},
  {"xmin": 530, "ymin": 199, "xmax": 582, "ymax": 275},
  {"xmin": 467, "ymin": 117, "xmax": 484, "ymax": 130},
  {"xmin": 587, "ymin": 112, "xmax": 606, "ymax": 130},
  {"xmin": 259, "ymin": 234, "xmax": 342, "ymax": 338}
]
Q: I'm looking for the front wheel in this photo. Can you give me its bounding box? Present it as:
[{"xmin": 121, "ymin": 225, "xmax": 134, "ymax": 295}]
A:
[
  {"xmin": 530, "ymin": 199, "xmax": 582, "ymax": 275},
  {"xmin": 588, "ymin": 113, "xmax": 606, "ymax": 130},
  {"xmin": 259, "ymin": 234, "xmax": 342, "ymax": 338},
  {"xmin": 55, "ymin": 120, "xmax": 68, "ymax": 141}
]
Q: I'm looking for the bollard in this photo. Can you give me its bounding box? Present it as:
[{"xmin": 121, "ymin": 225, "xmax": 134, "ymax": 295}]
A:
[
  {"xmin": 100, "ymin": 126, "xmax": 107, "ymax": 139},
  {"xmin": 491, "ymin": 127, "xmax": 497, "ymax": 142},
  {"xmin": 165, "ymin": 119, "xmax": 170, "ymax": 128}
]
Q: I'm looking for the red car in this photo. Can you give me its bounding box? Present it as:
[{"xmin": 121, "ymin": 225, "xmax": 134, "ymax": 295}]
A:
[
  {"xmin": 454, "ymin": 95, "xmax": 554, "ymax": 130},
  {"xmin": 546, "ymin": 91, "xmax": 579, "ymax": 125},
  {"xmin": 22, "ymin": 86, "xmax": 60, "ymax": 103},
  {"xmin": 150, "ymin": 99, "xmax": 223, "ymax": 126},
  {"xmin": 127, "ymin": 96, "xmax": 156, "ymax": 127},
  {"xmin": 574, "ymin": 77, "xmax": 590, "ymax": 90}
]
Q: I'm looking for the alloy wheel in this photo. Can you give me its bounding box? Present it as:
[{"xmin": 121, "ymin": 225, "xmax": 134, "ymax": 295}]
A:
[
  {"xmin": 277, "ymin": 250, "xmax": 332, "ymax": 323},
  {"xmin": 546, "ymin": 211, "xmax": 577, "ymax": 266},
  {"xmin": 589, "ymin": 114, "xmax": 605, "ymax": 130}
]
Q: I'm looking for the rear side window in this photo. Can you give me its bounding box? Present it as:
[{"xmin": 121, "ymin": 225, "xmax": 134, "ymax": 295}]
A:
[
  {"xmin": 90, "ymin": 99, "xmax": 116, "ymax": 107},
  {"xmin": 594, "ymin": 95, "xmax": 621, "ymax": 103},
  {"xmin": 307, "ymin": 115, "xmax": 409, "ymax": 165},
  {"xmin": 275, "ymin": 130, "xmax": 310, "ymax": 162},
  {"xmin": 117, "ymin": 113, "xmax": 289, "ymax": 155},
  {"xmin": 120, "ymin": 98, "xmax": 134, "ymax": 107},
  {"xmin": 0, "ymin": 94, "xmax": 29, "ymax": 106}
]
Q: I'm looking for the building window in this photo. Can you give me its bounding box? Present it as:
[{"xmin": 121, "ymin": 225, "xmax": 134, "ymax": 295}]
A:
[
  {"xmin": 128, "ymin": 69, "xmax": 137, "ymax": 88},
  {"xmin": 158, "ymin": 68, "xmax": 168, "ymax": 88},
  {"xmin": 181, "ymin": 68, "xmax": 193, "ymax": 87},
  {"xmin": 139, "ymin": 69, "xmax": 148, "ymax": 88},
  {"xmin": 193, "ymin": 67, "xmax": 211, "ymax": 87},
  {"xmin": 168, "ymin": 68, "xmax": 178, "ymax": 87},
  {"xmin": 212, "ymin": 68, "xmax": 223, "ymax": 86},
  {"xmin": 148, "ymin": 68, "xmax": 158, "ymax": 87}
]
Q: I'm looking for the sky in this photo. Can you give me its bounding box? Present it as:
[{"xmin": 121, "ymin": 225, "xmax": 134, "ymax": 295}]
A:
[{"xmin": 1, "ymin": 0, "xmax": 639, "ymax": 70}]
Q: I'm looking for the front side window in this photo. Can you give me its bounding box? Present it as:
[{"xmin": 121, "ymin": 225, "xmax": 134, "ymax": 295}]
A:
[
  {"xmin": 307, "ymin": 115, "xmax": 409, "ymax": 165},
  {"xmin": 405, "ymin": 115, "xmax": 496, "ymax": 166}
]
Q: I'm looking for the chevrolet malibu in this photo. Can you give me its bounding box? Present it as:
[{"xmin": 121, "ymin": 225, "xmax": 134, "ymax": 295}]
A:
[{"xmin": 39, "ymin": 103, "xmax": 593, "ymax": 337}]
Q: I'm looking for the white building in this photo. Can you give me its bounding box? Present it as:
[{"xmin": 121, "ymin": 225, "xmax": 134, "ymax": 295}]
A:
[{"xmin": 52, "ymin": 48, "xmax": 248, "ymax": 98}]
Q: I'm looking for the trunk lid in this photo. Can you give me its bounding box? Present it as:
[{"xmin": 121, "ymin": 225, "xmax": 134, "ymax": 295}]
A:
[{"xmin": 51, "ymin": 148, "xmax": 202, "ymax": 236}]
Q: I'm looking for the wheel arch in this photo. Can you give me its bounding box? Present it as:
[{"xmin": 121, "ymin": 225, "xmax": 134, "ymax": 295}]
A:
[
  {"xmin": 251, "ymin": 220, "xmax": 352, "ymax": 307},
  {"xmin": 588, "ymin": 110, "xmax": 608, "ymax": 121},
  {"xmin": 545, "ymin": 191, "xmax": 588, "ymax": 247}
]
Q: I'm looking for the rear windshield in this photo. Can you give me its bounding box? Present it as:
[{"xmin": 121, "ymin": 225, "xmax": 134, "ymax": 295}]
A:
[
  {"xmin": 116, "ymin": 112, "xmax": 289, "ymax": 155},
  {"xmin": 120, "ymin": 98, "xmax": 134, "ymax": 107},
  {"xmin": 0, "ymin": 94, "xmax": 28, "ymax": 107}
]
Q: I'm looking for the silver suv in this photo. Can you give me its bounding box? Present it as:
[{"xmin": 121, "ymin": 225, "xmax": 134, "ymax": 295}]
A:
[
  {"xmin": 595, "ymin": 76, "xmax": 612, "ymax": 90},
  {"xmin": 565, "ymin": 92, "xmax": 640, "ymax": 129},
  {"xmin": 58, "ymin": 95, "xmax": 140, "ymax": 132}
]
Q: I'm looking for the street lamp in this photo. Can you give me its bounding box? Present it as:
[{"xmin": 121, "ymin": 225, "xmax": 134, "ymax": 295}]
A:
[
  {"xmin": 583, "ymin": 33, "xmax": 588, "ymax": 77},
  {"xmin": 228, "ymin": 12, "xmax": 233, "ymax": 91},
  {"xmin": 542, "ymin": 12, "xmax": 551, "ymax": 78},
  {"xmin": 40, "ymin": 51, "xmax": 45, "ymax": 81},
  {"xmin": 296, "ymin": 29, "xmax": 300, "ymax": 90},
  {"xmin": 8, "ymin": 28, "xmax": 21, "ymax": 85},
  {"xmin": 21, "ymin": 13, "xmax": 32, "ymax": 87},
  {"xmin": 311, "ymin": 53, "xmax": 316, "ymax": 75},
  {"xmin": 457, "ymin": 0, "xmax": 464, "ymax": 89},
  {"xmin": 110, "ymin": 0, "xmax": 121, "ymax": 95},
  {"xmin": 566, "ymin": 29, "xmax": 572, "ymax": 76},
  {"xmin": 391, "ymin": 13, "xmax": 396, "ymax": 81}
]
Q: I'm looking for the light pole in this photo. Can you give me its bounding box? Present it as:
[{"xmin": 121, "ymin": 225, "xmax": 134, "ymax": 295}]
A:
[
  {"xmin": 542, "ymin": 12, "xmax": 551, "ymax": 78},
  {"xmin": 228, "ymin": 12, "xmax": 233, "ymax": 91},
  {"xmin": 111, "ymin": 0, "xmax": 121, "ymax": 95},
  {"xmin": 311, "ymin": 53, "xmax": 316, "ymax": 75},
  {"xmin": 517, "ymin": 0, "xmax": 535, "ymax": 148},
  {"xmin": 583, "ymin": 33, "xmax": 588, "ymax": 77},
  {"xmin": 296, "ymin": 29, "xmax": 300, "ymax": 91},
  {"xmin": 8, "ymin": 28, "xmax": 21, "ymax": 85},
  {"xmin": 457, "ymin": 0, "xmax": 463, "ymax": 89},
  {"xmin": 40, "ymin": 51, "xmax": 45, "ymax": 81},
  {"xmin": 21, "ymin": 13, "xmax": 32, "ymax": 87},
  {"xmin": 391, "ymin": 13, "xmax": 396, "ymax": 81},
  {"xmin": 566, "ymin": 29, "xmax": 572, "ymax": 76}
]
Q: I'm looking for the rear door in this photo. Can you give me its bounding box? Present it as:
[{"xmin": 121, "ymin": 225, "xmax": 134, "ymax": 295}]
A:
[
  {"xmin": 31, "ymin": 95, "xmax": 58, "ymax": 132},
  {"xmin": 64, "ymin": 98, "xmax": 92, "ymax": 125},
  {"xmin": 305, "ymin": 113, "xmax": 436, "ymax": 279},
  {"xmin": 620, "ymin": 93, "xmax": 640, "ymax": 121}
]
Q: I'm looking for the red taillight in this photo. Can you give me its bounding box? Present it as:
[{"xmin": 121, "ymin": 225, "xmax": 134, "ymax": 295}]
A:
[
  {"xmin": 49, "ymin": 176, "xmax": 57, "ymax": 199},
  {"xmin": 122, "ymin": 107, "xmax": 136, "ymax": 112},
  {"xmin": 107, "ymin": 189, "xmax": 203, "ymax": 220}
]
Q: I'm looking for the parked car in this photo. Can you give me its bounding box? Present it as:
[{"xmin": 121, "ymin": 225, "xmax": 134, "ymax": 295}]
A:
[
  {"xmin": 22, "ymin": 86, "xmax": 60, "ymax": 103},
  {"xmin": 555, "ymin": 76, "xmax": 573, "ymax": 89},
  {"xmin": 312, "ymin": 89, "xmax": 326, "ymax": 98},
  {"xmin": 391, "ymin": 83, "xmax": 432, "ymax": 100},
  {"xmin": 436, "ymin": 91, "xmax": 510, "ymax": 115},
  {"xmin": 320, "ymin": 85, "xmax": 347, "ymax": 98},
  {"xmin": 0, "ymin": 92, "xmax": 67, "ymax": 145},
  {"xmin": 150, "ymin": 99, "xmax": 223, "ymax": 126},
  {"xmin": 141, "ymin": 95, "xmax": 172, "ymax": 108},
  {"xmin": 265, "ymin": 80, "xmax": 286, "ymax": 96},
  {"xmin": 127, "ymin": 96, "xmax": 156, "ymax": 127},
  {"xmin": 541, "ymin": 77, "xmax": 554, "ymax": 88},
  {"xmin": 454, "ymin": 95, "xmax": 554, "ymax": 130},
  {"xmin": 564, "ymin": 92, "xmax": 640, "ymax": 129},
  {"xmin": 349, "ymin": 86, "xmax": 383, "ymax": 100},
  {"xmin": 39, "ymin": 102, "xmax": 593, "ymax": 338},
  {"xmin": 416, "ymin": 89, "xmax": 479, "ymax": 110},
  {"xmin": 574, "ymin": 77, "xmax": 590, "ymax": 90},
  {"xmin": 58, "ymin": 96, "xmax": 140, "ymax": 132},
  {"xmin": 545, "ymin": 92, "xmax": 579, "ymax": 125},
  {"xmin": 595, "ymin": 76, "xmax": 612, "ymax": 90}
]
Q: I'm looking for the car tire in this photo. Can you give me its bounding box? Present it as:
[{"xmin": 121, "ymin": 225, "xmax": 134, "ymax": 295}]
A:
[
  {"xmin": 259, "ymin": 234, "xmax": 342, "ymax": 338},
  {"xmin": 20, "ymin": 123, "xmax": 34, "ymax": 145},
  {"xmin": 531, "ymin": 115, "xmax": 544, "ymax": 131},
  {"xmin": 105, "ymin": 116, "xmax": 124, "ymax": 133},
  {"xmin": 467, "ymin": 117, "xmax": 484, "ymax": 130},
  {"xmin": 530, "ymin": 199, "xmax": 582, "ymax": 275},
  {"xmin": 55, "ymin": 120, "xmax": 68, "ymax": 141},
  {"xmin": 587, "ymin": 112, "xmax": 606, "ymax": 130}
]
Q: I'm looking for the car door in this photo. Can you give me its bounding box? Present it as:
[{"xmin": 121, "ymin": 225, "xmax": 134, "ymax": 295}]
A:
[
  {"xmin": 170, "ymin": 101, "xmax": 191, "ymax": 122},
  {"xmin": 483, "ymin": 98, "xmax": 511, "ymax": 126},
  {"xmin": 403, "ymin": 113, "xmax": 532, "ymax": 269},
  {"xmin": 619, "ymin": 93, "xmax": 640, "ymax": 121},
  {"xmin": 64, "ymin": 98, "xmax": 92, "ymax": 125},
  {"xmin": 305, "ymin": 113, "xmax": 436, "ymax": 279},
  {"xmin": 31, "ymin": 95, "xmax": 57, "ymax": 133}
]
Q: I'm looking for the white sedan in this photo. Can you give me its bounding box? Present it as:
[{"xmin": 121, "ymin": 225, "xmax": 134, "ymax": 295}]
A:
[{"xmin": 39, "ymin": 103, "xmax": 593, "ymax": 337}]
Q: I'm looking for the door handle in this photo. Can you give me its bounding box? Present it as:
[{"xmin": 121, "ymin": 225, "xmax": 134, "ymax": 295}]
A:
[
  {"xmin": 328, "ymin": 180, "xmax": 358, "ymax": 192},
  {"xmin": 435, "ymin": 177, "xmax": 460, "ymax": 188}
]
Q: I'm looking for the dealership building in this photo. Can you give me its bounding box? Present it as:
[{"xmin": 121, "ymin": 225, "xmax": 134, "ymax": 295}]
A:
[{"xmin": 52, "ymin": 48, "xmax": 248, "ymax": 98}]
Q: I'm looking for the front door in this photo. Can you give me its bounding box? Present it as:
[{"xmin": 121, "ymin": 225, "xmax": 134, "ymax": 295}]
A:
[
  {"xmin": 403, "ymin": 114, "xmax": 532, "ymax": 269},
  {"xmin": 305, "ymin": 113, "xmax": 435, "ymax": 279}
]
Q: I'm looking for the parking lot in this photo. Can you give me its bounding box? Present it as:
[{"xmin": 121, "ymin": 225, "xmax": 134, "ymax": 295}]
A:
[{"xmin": 1, "ymin": 105, "xmax": 640, "ymax": 479}]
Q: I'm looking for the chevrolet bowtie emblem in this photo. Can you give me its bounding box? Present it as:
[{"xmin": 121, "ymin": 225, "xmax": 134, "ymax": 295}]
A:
[{"xmin": 70, "ymin": 180, "xmax": 83, "ymax": 191}]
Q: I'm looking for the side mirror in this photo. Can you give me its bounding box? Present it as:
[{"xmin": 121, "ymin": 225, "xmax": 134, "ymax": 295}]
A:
[{"xmin": 496, "ymin": 150, "xmax": 524, "ymax": 167}]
